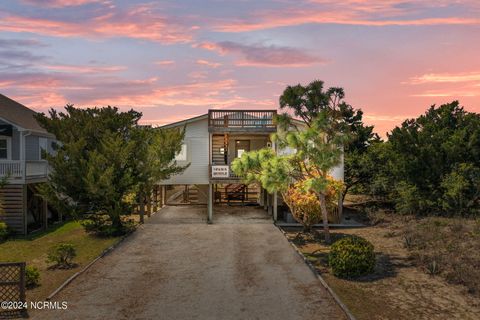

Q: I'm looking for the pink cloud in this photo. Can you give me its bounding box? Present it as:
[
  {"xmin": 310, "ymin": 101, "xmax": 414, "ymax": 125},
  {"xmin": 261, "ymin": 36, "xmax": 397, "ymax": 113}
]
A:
[
  {"xmin": 195, "ymin": 41, "xmax": 325, "ymax": 67},
  {"xmin": 212, "ymin": 1, "xmax": 480, "ymax": 32},
  {"xmin": 412, "ymin": 90, "xmax": 479, "ymax": 97},
  {"xmin": 196, "ymin": 59, "xmax": 221, "ymax": 68},
  {"xmin": 406, "ymin": 71, "xmax": 480, "ymax": 98},
  {"xmin": 21, "ymin": 0, "xmax": 105, "ymax": 7},
  {"xmin": 408, "ymin": 72, "xmax": 480, "ymax": 84},
  {"xmin": 0, "ymin": 6, "xmax": 194, "ymax": 43},
  {"xmin": 155, "ymin": 60, "xmax": 176, "ymax": 66},
  {"xmin": 41, "ymin": 64, "xmax": 126, "ymax": 74}
]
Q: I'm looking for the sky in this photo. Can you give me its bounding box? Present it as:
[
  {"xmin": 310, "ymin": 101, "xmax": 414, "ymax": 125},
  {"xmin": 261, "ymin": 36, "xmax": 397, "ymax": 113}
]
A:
[{"xmin": 0, "ymin": 0, "xmax": 479, "ymax": 136}]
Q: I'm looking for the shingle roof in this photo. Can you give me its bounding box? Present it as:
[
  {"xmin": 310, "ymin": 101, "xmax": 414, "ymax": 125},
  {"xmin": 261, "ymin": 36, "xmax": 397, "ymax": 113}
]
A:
[{"xmin": 0, "ymin": 94, "xmax": 53, "ymax": 136}]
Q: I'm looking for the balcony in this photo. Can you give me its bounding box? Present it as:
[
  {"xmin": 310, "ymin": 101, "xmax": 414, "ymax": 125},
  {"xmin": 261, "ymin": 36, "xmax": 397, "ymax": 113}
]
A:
[
  {"xmin": 208, "ymin": 110, "xmax": 276, "ymax": 133},
  {"xmin": 0, "ymin": 160, "xmax": 49, "ymax": 182}
]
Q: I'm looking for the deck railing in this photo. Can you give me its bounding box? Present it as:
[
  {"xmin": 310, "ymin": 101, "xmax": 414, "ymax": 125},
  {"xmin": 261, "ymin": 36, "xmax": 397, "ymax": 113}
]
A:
[
  {"xmin": 208, "ymin": 110, "xmax": 276, "ymax": 131},
  {"xmin": 0, "ymin": 160, "xmax": 48, "ymax": 180}
]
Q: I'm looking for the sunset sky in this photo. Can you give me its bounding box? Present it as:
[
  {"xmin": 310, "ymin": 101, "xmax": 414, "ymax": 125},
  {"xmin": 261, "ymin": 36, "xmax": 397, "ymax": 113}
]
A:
[{"xmin": 1, "ymin": 0, "xmax": 479, "ymax": 136}]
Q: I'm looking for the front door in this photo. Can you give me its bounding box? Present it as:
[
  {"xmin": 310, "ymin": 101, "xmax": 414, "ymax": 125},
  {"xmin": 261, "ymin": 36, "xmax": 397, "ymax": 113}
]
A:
[{"xmin": 235, "ymin": 140, "xmax": 250, "ymax": 158}]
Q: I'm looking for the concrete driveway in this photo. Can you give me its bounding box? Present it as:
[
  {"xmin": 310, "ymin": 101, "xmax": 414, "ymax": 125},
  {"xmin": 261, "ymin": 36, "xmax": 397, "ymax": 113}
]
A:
[{"xmin": 33, "ymin": 205, "xmax": 346, "ymax": 320}]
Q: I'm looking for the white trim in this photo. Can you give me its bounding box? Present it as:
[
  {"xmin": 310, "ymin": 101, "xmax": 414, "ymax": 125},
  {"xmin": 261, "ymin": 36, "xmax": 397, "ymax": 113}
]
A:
[
  {"xmin": 0, "ymin": 116, "xmax": 25, "ymax": 131},
  {"xmin": 158, "ymin": 114, "xmax": 208, "ymax": 129},
  {"xmin": 0, "ymin": 116, "xmax": 55, "ymax": 139}
]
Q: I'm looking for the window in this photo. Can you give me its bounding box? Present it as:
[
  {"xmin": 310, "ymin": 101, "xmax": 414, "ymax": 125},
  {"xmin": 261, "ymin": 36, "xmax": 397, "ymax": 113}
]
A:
[
  {"xmin": 0, "ymin": 138, "xmax": 7, "ymax": 159},
  {"xmin": 39, "ymin": 137, "xmax": 48, "ymax": 160},
  {"xmin": 175, "ymin": 143, "xmax": 187, "ymax": 161}
]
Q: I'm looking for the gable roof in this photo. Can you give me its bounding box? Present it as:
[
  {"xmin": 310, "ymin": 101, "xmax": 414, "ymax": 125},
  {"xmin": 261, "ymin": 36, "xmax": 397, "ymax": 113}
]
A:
[
  {"xmin": 158, "ymin": 113, "xmax": 208, "ymax": 129},
  {"xmin": 0, "ymin": 94, "xmax": 54, "ymax": 137}
]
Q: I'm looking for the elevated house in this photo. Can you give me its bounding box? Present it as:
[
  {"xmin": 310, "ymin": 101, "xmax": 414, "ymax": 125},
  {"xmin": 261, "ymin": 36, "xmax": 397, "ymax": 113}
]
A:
[
  {"xmin": 0, "ymin": 94, "xmax": 57, "ymax": 235},
  {"xmin": 159, "ymin": 109, "xmax": 344, "ymax": 223}
]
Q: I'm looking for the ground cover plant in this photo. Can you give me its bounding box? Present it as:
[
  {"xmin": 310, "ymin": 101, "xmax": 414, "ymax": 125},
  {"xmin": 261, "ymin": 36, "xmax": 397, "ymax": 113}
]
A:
[{"xmin": 0, "ymin": 221, "xmax": 119, "ymax": 301}]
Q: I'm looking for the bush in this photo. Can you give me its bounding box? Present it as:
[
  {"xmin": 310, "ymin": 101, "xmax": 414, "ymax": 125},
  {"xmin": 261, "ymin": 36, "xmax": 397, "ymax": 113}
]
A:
[
  {"xmin": 82, "ymin": 214, "xmax": 134, "ymax": 237},
  {"xmin": 47, "ymin": 243, "xmax": 77, "ymax": 268},
  {"xmin": 0, "ymin": 222, "xmax": 8, "ymax": 240},
  {"xmin": 329, "ymin": 236, "xmax": 376, "ymax": 278},
  {"xmin": 25, "ymin": 265, "xmax": 40, "ymax": 288},
  {"xmin": 283, "ymin": 177, "xmax": 343, "ymax": 231},
  {"xmin": 440, "ymin": 163, "xmax": 480, "ymax": 215}
]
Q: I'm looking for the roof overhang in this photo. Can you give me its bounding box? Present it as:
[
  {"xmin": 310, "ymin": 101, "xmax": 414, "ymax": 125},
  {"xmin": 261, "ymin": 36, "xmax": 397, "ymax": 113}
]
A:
[{"xmin": 157, "ymin": 114, "xmax": 208, "ymax": 129}]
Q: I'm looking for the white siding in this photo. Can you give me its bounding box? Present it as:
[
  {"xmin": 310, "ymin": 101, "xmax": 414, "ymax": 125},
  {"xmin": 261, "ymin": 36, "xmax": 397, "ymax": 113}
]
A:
[{"xmin": 160, "ymin": 118, "xmax": 210, "ymax": 185}]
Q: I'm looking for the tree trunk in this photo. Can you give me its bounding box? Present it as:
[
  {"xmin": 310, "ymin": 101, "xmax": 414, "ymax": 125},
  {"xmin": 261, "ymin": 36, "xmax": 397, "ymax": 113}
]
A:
[
  {"xmin": 111, "ymin": 210, "xmax": 123, "ymax": 232},
  {"xmin": 139, "ymin": 194, "xmax": 145, "ymax": 224},
  {"xmin": 318, "ymin": 193, "xmax": 331, "ymax": 244}
]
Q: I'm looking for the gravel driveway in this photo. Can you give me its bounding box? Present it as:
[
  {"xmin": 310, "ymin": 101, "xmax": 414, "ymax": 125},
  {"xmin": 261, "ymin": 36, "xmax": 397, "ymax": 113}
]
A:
[{"xmin": 33, "ymin": 206, "xmax": 346, "ymax": 320}]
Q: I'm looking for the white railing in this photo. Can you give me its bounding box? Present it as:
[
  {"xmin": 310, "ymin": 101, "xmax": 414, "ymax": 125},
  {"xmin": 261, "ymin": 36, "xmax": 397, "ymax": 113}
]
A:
[
  {"xmin": 0, "ymin": 161, "xmax": 23, "ymax": 179},
  {"xmin": 26, "ymin": 161, "xmax": 48, "ymax": 177},
  {"xmin": 0, "ymin": 160, "xmax": 48, "ymax": 180}
]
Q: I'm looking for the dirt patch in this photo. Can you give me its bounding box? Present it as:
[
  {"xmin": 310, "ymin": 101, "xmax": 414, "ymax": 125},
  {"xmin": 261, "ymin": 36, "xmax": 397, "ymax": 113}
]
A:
[{"xmin": 284, "ymin": 220, "xmax": 480, "ymax": 320}]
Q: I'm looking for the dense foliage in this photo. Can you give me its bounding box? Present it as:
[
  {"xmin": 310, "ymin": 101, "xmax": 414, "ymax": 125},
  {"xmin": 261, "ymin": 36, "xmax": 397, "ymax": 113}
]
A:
[
  {"xmin": 329, "ymin": 236, "xmax": 376, "ymax": 278},
  {"xmin": 25, "ymin": 265, "xmax": 40, "ymax": 288},
  {"xmin": 283, "ymin": 177, "xmax": 343, "ymax": 231},
  {"xmin": 0, "ymin": 222, "xmax": 8, "ymax": 241},
  {"xmin": 36, "ymin": 106, "xmax": 186, "ymax": 234},
  {"xmin": 363, "ymin": 101, "xmax": 480, "ymax": 216},
  {"xmin": 279, "ymin": 80, "xmax": 379, "ymax": 200}
]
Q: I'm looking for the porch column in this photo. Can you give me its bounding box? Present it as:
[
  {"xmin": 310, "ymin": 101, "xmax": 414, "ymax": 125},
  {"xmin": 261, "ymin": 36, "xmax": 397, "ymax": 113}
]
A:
[
  {"xmin": 139, "ymin": 192, "xmax": 145, "ymax": 224},
  {"xmin": 267, "ymin": 193, "xmax": 272, "ymax": 216},
  {"xmin": 162, "ymin": 185, "xmax": 166, "ymax": 207},
  {"xmin": 263, "ymin": 190, "xmax": 268, "ymax": 211},
  {"xmin": 208, "ymin": 183, "xmax": 213, "ymax": 224},
  {"xmin": 146, "ymin": 192, "xmax": 152, "ymax": 218},
  {"xmin": 273, "ymin": 191, "xmax": 278, "ymax": 222}
]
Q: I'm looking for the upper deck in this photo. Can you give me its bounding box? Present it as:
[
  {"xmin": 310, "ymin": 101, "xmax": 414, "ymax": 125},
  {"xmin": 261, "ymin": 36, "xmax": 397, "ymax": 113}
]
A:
[{"xmin": 208, "ymin": 110, "xmax": 277, "ymax": 133}]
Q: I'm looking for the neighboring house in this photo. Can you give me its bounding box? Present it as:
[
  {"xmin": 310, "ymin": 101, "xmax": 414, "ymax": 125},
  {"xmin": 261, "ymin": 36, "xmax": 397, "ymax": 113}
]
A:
[
  {"xmin": 0, "ymin": 94, "xmax": 57, "ymax": 235},
  {"xmin": 159, "ymin": 109, "xmax": 344, "ymax": 223}
]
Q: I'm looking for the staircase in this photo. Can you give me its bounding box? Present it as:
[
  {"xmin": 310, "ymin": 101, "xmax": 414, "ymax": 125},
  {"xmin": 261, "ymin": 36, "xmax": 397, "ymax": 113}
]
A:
[
  {"xmin": 225, "ymin": 184, "xmax": 247, "ymax": 202},
  {"xmin": 185, "ymin": 185, "xmax": 199, "ymax": 202}
]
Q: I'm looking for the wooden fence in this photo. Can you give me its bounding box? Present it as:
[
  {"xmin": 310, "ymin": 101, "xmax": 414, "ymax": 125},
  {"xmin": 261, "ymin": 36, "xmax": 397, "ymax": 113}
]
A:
[{"xmin": 0, "ymin": 262, "xmax": 26, "ymax": 317}]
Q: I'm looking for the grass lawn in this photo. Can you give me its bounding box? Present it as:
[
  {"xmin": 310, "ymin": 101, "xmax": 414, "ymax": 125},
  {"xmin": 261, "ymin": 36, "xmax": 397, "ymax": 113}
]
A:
[
  {"xmin": 0, "ymin": 221, "xmax": 121, "ymax": 302},
  {"xmin": 283, "ymin": 214, "xmax": 480, "ymax": 320}
]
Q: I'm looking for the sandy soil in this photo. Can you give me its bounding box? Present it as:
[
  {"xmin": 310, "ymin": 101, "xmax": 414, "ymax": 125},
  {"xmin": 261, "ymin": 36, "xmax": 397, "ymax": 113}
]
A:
[
  {"xmin": 285, "ymin": 222, "xmax": 480, "ymax": 320},
  {"xmin": 32, "ymin": 205, "xmax": 346, "ymax": 320}
]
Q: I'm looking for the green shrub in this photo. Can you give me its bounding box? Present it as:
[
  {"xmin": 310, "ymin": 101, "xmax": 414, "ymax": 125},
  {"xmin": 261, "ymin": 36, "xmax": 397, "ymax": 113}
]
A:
[
  {"xmin": 0, "ymin": 222, "xmax": 8, "ymax": 240},
  {"xmin": 47, "ymin": 243, "xmax": 77, "ymax": 268},
  {"xmin": 25, "ymin": 265, "xmax": 40, "ymax": 288},
  {"xmin": 82, "ymin": 214, "xmax": 134, "ymax": 237},
  {"xmin": 329, "ymin": 236, "xmax": 376, "ymax": 278},
  {"xmin": 440, "ymin": 163, "xmax": 480, "ymax": 215}
]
